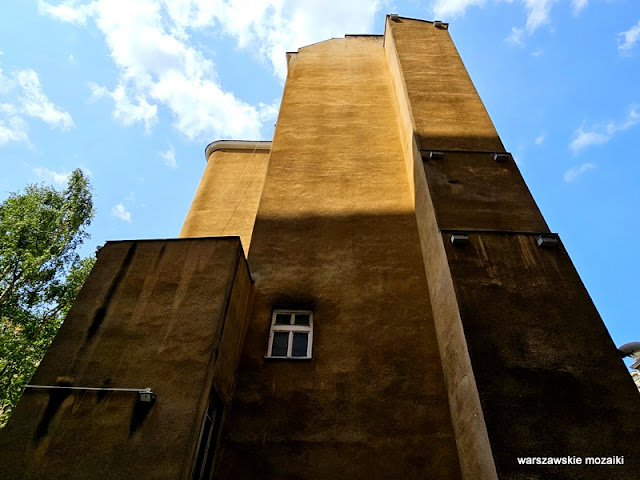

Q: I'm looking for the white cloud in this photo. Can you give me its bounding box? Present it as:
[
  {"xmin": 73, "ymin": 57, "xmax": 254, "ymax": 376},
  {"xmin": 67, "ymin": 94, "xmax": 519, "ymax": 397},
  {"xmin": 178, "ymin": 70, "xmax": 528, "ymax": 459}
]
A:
[
  {"xmin": 571, "ymin": 0, "xmax": 587, "ymax": 16},
  {"xmin": 618, "ymin": 20, "xmax": 640, "ymax": 52},
  {"xmin": 506, "ymin": 27, "xmax": 525, "ymax": 46},
  {"xmin": 523, "ymin": 0, "xmax": 556, "ymax": 33},
  {"xmin": 570, "ymin": 106, "xmax": 640, "ymax": 154},
  {"xmin": 0, "ymin": 69, "xmax": 12, "ymax": 95},
  {"xmin": 111, "ymin": 203, "xmax": 132, "ymax": 222},
  {"xmin": 90, "ymin": 82, "xmax": 157, "ymax": 133},
  {"xmin": 33, "ymin": 167, "xmax": 71, "ymax": 186},
  {"xmin": 0, "ymin": 117, "xmax": 29, "ymax": 146},
  {"xmin": 16, "ymin": 70, "xmax": 74, "ymax": 130},
  {"xmin": 432, "ymin": 0, "xmax": 580, "ymax": 38},
  {"xmin": 159, "ymin": 144, "xmax": 176, "ymax": 168},
  {"xmin": 570, "ymin": 129, "xmax": 608, "ymax": 152},
  {"xmin": 431, "ymin": 0, "xmax": 554, "ymax": 33},
  {"xmin": 431, "ymin": 0, "xmax": 487, "ymax": 19},
  {"xmin": 0, "ymin": 66, "xmax": 73, "ymax": 146},
  {"xmin": 564, "ymin": 162, "xmax": 595, "ymax": 182},
  {"xmin": 200, "ymin": 0, "xmax": 381, "ymax": 80},
  {"xmin": 0, "ymin": 104, "xmax": 17, "ymax": 115},
  {"xmin": 531, "ymin": 48, "xmax": 543, "ymax": 57},
  {"xmin": 37, "ymin": 0, "xmax": 96, "ymax": 25},
  {"xmin": 39, "ymin": 0, "xmax": 379, "ymax": 140},
  {"xmin": 534, "ymin": 134, "xmax": 544, "ymax": 144}
]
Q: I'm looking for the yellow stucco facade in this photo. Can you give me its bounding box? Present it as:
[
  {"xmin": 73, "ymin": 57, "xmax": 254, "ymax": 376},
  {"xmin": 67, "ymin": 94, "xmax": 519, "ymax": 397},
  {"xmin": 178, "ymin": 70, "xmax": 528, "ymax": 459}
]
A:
[
  {"xmin": 180, "ymin": 140, "xmax": 271, "ymax": 252},
  {"xmin": 2, "ymin": 15, "xmax": 640, "ymax": 480}
]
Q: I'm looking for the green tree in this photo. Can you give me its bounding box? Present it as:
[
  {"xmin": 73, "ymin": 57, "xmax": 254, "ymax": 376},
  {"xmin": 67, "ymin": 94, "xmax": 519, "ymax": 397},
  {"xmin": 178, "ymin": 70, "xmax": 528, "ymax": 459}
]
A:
[{"xmin": 0, "ymin": 169, "xmax": 95, "ymax": 426}]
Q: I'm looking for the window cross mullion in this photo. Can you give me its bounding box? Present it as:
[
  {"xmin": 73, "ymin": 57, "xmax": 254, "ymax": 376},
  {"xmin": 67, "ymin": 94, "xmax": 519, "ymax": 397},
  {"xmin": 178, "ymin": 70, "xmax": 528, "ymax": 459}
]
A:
[{"xmin": 271, "ymin": 325, "xmax": 310, "ymax": 332}]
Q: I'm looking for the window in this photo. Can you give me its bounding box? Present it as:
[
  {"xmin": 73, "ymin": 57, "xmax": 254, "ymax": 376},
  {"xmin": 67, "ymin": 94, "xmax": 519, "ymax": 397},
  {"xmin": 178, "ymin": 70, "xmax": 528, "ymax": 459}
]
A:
[
  {"xmin": 266, "ymin": 310, "xmax": 313, "ymax": 359},
  {"xmin": 191, "ymin": 389, "xmax": 223, "ymax": 480}
]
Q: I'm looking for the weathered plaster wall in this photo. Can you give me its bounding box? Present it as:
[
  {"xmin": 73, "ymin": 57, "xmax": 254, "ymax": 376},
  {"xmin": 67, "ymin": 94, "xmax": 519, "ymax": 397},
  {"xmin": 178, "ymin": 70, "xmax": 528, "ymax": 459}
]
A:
[
  {"xmin": 4, "ymin": 15, "xmax": 637, "ymax": 480},
  {"xmin": 218, "ymin": 36, "xmax": 462, "ymax": 479},
  {"xmin": 385, "ymin": 17, "xmax": 498, "ymax": 480},
  {"xmin": 390, "ymin": 16, "xmax": 640, "ymax": 479},
  {"xmin": 445, "ymin": 233, "xmax": 640, "ymax": 478},
  {"xmin": 388, "ymin": 18, "xmax": 503, "ymax": 152},
  {"xmin": 180, "ymin": 148, "xmax": 270, "ymax": 252},
  {"xmin": 422, "ymin": 150, "xmax": 548, "ymax": 232},
  {"xmin": 0, "ymin": 238, "xmax": 252, "ymax": 480}
]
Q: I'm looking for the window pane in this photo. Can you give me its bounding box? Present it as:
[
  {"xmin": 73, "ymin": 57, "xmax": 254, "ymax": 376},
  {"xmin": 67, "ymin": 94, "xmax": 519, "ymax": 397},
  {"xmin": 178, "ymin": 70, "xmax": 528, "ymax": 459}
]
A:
[
  {"xmin": 294, "ymin": 314, "xmax": 310, "ymax": 326},
  {"xmin": 275, "ymin": 313, "xmax": 291, "ymax": 325},
  {"xmin": 291, "ymin": 332, "xmax": 309, "ymax": 357},
  {"xmin": 271, "ymin": 332, "xmax": 289, "ymax": 356}
]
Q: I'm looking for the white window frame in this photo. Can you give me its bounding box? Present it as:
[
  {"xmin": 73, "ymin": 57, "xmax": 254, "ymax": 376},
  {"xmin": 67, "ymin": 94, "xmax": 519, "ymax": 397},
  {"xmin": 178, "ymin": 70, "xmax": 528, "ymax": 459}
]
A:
[{"xmin": 266, "ymin": 309, "xmax": 313, "ymax": 359}]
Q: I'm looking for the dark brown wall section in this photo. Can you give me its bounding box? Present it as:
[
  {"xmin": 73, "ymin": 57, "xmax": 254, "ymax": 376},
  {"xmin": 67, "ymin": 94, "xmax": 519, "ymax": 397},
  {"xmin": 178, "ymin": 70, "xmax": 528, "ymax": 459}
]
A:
[
  {"xmin": 422, "ymin": 151, "xmax": 549, "ymax": 232},
  {"xmin": 0, "ymin": 237, "xmax": 252, "ymax": 480},
  {"xmin": 444, "ymin": 232, "xmax": 640, "ymax": 479}
]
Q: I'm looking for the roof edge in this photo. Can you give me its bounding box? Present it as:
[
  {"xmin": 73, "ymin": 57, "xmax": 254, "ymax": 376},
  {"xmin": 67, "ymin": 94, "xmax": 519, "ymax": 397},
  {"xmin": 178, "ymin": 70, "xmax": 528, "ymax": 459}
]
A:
[
  {"xmin": 386, "ymin": 14, "xmax": 449, "ymax": 28},
  {"xmin": 204, "ymin": 140, "xmax": 272, "ymax": 161}
]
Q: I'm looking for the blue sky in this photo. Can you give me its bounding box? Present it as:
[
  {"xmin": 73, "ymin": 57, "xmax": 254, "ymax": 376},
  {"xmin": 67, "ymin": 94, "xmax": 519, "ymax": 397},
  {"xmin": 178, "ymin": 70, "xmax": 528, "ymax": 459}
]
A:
[{"xmin": 1, "ymin": 1, "xmax": 639, "ymax": 357}]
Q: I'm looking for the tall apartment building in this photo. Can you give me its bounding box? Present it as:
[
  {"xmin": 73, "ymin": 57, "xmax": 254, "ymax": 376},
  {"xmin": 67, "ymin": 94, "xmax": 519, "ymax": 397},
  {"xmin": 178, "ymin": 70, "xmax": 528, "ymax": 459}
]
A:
[{"xmin": 2, "ymin": 15, "xmax": 639, "ymax": 480}]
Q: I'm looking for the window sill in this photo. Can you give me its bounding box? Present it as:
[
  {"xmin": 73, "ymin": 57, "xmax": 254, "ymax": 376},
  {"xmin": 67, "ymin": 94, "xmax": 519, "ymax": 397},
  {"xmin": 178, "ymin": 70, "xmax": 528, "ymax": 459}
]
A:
[{"xmin": 263, "ymin": 356, "xmax": 313, "ymax": 361}]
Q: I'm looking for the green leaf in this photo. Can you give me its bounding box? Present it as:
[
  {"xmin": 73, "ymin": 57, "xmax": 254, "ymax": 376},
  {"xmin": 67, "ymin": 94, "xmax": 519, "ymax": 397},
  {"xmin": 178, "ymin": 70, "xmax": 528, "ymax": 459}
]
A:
[{"xmin": 0, "ymin": 170, "xmax": 95, "ymax": 427}]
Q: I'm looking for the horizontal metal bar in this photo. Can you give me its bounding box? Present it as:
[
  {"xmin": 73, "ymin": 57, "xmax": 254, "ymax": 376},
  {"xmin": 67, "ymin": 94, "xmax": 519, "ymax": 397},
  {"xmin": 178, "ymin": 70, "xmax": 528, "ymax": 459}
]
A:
[
  {"xmin": 420, "ymin": 148, "xmax": 507, "ymax": 155},
  {"xmin": 24, "ymin": 385, "xmax": 152, "ymax": 393}
]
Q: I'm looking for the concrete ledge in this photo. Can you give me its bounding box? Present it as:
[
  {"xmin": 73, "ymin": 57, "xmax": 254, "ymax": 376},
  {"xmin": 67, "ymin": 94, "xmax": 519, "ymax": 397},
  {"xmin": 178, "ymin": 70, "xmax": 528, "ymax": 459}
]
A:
[{"xmin": 204, "ymin": 140, "xmax": 272, "ymax": 161}]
